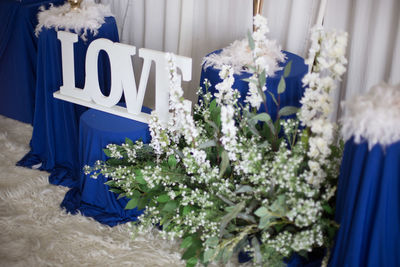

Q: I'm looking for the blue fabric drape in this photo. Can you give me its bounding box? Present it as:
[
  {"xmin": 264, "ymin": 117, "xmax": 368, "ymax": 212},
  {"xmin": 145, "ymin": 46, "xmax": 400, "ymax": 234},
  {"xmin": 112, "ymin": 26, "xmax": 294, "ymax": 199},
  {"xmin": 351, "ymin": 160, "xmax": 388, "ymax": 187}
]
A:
[
  {"xmin": 0, "ymin": 0, "xmax": 63, "ymax": 124},
  {"xmin": 200, "ymin": 50, "xmax": 308, "ymax": 119},
  {"xmin": 61, "ymin": 108, "xmax": 151, "ymax": 226},
  {"xmin": 17, "ymin": 17, "xmax": 119, "ymax": 188},
  {"xmin": 329, "ymin": 138, "xmax": 400, "ymax": 266}
]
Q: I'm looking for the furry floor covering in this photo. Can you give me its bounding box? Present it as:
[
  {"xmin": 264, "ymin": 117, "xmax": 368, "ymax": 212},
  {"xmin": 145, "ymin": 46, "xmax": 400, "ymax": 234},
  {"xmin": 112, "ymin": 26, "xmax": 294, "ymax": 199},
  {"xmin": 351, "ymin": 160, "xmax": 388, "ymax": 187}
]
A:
[{"xmin": 0, "ymin": 115, "xmax": 246, "ymax": 267}]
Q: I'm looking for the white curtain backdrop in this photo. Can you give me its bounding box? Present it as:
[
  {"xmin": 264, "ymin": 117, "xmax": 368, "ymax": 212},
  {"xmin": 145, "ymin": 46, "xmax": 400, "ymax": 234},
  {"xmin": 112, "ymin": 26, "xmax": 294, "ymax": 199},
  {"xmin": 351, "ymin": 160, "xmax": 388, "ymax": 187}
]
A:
[{"xmin": 100, "ymin": 0, "xmax": 399, "ymax": 120}]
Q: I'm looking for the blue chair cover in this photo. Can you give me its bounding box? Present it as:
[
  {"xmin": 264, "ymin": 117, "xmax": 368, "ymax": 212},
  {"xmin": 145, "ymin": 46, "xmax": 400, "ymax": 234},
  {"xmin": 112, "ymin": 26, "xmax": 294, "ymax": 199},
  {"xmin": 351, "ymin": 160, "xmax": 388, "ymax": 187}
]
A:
[
  {"xmin": 17, "ymin": 17, "xmax": 119, "ymax": 188},
  {"xmin": 329, "ymin": 137, "xmax": 400, "ymax": 266},
  {"xmin": 200, "ymin": 50, "xmax": 308, "ymax": 119},
  {"xmin": 61, "ymin": 108, "xmax": 151, "ymax": 226},
  {"xmin": 0, "ymin": 0, "xmax": 64, "ymax": 124}
]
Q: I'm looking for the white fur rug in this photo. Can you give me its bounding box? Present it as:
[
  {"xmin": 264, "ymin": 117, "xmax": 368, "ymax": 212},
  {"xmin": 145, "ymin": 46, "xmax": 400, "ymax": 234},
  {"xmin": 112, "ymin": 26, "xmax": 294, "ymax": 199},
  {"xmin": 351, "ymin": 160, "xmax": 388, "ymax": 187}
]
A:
[{"xmin": 0, "ymin": 115, "xmax": 245, "ymax": 267}]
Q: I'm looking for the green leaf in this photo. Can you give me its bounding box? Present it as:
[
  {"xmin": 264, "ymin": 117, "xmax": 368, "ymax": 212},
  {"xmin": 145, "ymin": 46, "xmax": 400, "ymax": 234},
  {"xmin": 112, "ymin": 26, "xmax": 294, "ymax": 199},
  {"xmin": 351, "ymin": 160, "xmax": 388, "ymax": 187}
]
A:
[
  {"xmin": 219, "ymin": 150, "xmax": 230, "ymax": 178},
  {"xmin": 103, "ymin": 148, "xmax": 111, "ymax": 157},
  {"xmin": 258, "ymin": 215, "xmax": 274, "ymax": 229},
  {"xmin": 203, "ymin": 249, "xmax": 216, "ymax": 263},
  {"xmin": 135, "ymin": 170, "xmax": 147, "ymax": 185},
  {"xmin": 278, "ymin": 76, "xmax": 286, "ymax": 94},
  {"xmin": 186, "ymin": 257, "xmax": 198, "ymax": 267},
  {"xmin": 125, "ymin": 137, "xmax": 134, "ymax": 146},
  {"xmin": 251, "ymin": 237, "xmax": 262, "ymax": 265},
  {"xmin": 182, "ymin": 240, "xmax": 201, "ymax": 260},
  {"xmin": 198, "ymin": 140, "xmax": 217, "ymax": 149},
  {"xmin": 181, "ymin": 236, "xmax": 193, "ymax": 249},
  {"xmin": 323, "ymin": 203, "xmax": 334, "ymax": 215},
  {"xmin": 235, "ymin": 185, "xmax": 253, "ymax": 194},
  {"xmin": 247, "ymin": 30, "xmax": 255, "ymax": 51},
  {"xmin": 252, "ymin": 112, "xmax": 272, "ymax": 123},
  {"xmin": 267, "ymin": 91, "xmax": 279, "ymax": 106},
  {"xmin": 254, "ymin": 207, "xmax": 269, "ymax": 217},
  {"xmin": 205, "ymin": 236, "xmax": 219, "ymax": 248},
  {"xmin": 259, "ymin": 69, "xmax": 266, "ymax": 87},
  {"xmin": 222, "ymin": 248, "xmax": 233, "ymax": 263},
  {"xmin": 220, "ymin": 202, "xmax": 246, "ymax": 236},
  {"xmin": 284, "ymin": 60, "xmax": 293, "ymax": 78},
  {"xmin": 242, "ymin": 78, "xmax": 258, "ymax": 84},
  {"xmin": 109, "ymin": 188, "xmax": 124, "ymax": 195},
  {"xmin": 278, "ymin": 106, "xmax": 299, "ymax": 117},
  {"xmin": 163, "ymin": 200, "xmax": 178, "ymax": 213},
  {"xmin": 168, "ymin": 155, "xmax": 177, "ymax": 168},
  {"xmin": 183, "ymin": 205, "xmax": 193, "ymax": 216},
  {"xmin": 137, "ymin": 197, "xmax": 148, "ymax": 210},
  {"xmin": 157, "ymin": 194, "xmax": 170, "ymax": 203},
  {"xmin": 125, "ymin": 198, "xmax": 139, "ymax": 210}
]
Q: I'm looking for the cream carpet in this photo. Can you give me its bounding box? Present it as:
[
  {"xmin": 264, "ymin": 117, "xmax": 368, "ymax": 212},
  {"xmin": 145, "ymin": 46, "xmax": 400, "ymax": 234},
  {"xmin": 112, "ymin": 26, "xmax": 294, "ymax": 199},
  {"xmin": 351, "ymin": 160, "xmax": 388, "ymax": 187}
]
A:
[{"xmin": 0, "ymin": 115, "xmax": 249, "ymax": 267}]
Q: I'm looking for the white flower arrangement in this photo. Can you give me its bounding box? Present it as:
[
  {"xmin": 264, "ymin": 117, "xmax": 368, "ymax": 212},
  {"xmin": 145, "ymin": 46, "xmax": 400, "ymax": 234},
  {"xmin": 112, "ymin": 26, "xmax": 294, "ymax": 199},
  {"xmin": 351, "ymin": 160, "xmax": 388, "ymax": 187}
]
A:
[{"xmin": 88, "ymin": 16, "xmax": 348, "ymax": 267}]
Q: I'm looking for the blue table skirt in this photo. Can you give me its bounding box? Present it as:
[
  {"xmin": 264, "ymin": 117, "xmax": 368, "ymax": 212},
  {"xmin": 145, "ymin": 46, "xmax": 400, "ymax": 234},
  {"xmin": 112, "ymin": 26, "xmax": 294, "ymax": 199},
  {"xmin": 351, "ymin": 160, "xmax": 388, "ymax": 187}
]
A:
[
  {"xmin": 329, "ymin": 138, "xmax": 400, "ymax": 266},
  {"xmin": 200, "ymin": 50, "xmax": 308, "ymax": 120},
  {"xmin": 61, "ymin": 108, "xmax": 151, "ymax": 226},
  {"xmin": 0, "ymin": 0, "xmax": 64, "ymax": 124},
  {"xmin": 17, "ymin": 17, "xmax": 118, "ymax": 188}
]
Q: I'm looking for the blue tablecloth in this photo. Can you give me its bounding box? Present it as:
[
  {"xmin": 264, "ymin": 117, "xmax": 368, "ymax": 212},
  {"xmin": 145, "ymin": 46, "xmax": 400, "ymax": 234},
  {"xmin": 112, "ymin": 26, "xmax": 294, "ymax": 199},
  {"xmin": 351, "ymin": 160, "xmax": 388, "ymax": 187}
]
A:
[
  {"xmin": 0, "ymin": 0, "xmax": 64, "ymax": 124},
  {"xmin": 200, "ymin": 50, "xmax": 308, "ymax": 119},
  {"xmin": 17, "ymin": 17, "xmax": 118, "ymax": 188},
  {"xmin": 61, "ymin": 108, "xmax": 151, "ymax": 226},
  {"xmin": 329, "ymin": 137, "xmax": 400, "ymax": 266}
]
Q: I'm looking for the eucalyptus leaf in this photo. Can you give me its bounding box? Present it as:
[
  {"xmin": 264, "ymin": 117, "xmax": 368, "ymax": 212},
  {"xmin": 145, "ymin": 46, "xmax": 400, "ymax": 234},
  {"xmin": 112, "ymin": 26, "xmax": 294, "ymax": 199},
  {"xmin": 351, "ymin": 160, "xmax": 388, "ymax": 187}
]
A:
[
  {"xmin": 252, "ymin": 113, "xmax": 272, "ymax": 123},
  {"xmin": 219, "ymin": 150, "xmax": 230, "ymax": 178},
  {"xmin": 242, "ymin": 78, "xmax": 258, "ymax": 84},
  {"xmin": 258, "ymin": 215, "xmax": 274, "ymax": 229},
  {"xmin": 278, "ymin": 76, "xmax": 286, "ymax": 94},
  {"xmin": 203, "ymin": 249, "xmax": 216, "ymax": 263},
  {"xmin": 259, "ymin": 69, "xmax": 266, "ymax": 87},
  {"xmin": 235, "ymin": 185, "xmax": 254, "ymax": 194},
  {"xmin": 247, "ymin": 30, "xmax": 255, "ymax": 51},
  {"xmin": 267, "ymin": 91, "xmax": 279, "ymax": 106},
  {"xmin": 278, "ymin": 106, "xmax": 299, "ymax": 117},
  {"xmin": 222, "ymin": 248, "xmax": 233, "ymax": 264},
  {"xmin": 254, "ymin": 207, "xmax": 269, "ymax": 217},
  {"xmin": 251, "ymin": 237, "xmax": 262, "ymax": 265},
  {"xmin": 198, "ymin": 140, "xmax": 217, "ymax": 149},
  {"xmin": 220, "ymin": 201, "xmax": 245, "ymax": 237},
  {"xmin": 205, "ymin": 236, "xmax": 219, "ymax": 248},
  {"xmin": 284, "ymin": 60, "xmax": 293, "ymax": 78}
]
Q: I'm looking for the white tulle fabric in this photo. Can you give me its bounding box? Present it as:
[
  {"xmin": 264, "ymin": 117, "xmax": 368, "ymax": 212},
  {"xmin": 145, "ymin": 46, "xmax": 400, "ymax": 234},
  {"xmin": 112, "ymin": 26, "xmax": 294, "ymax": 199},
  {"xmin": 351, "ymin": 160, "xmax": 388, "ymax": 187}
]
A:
[
  {"xmin": 35, "ymin": 0, "xmax": 113, "ymax": 40},
  {"xmin": 341, "ymin": 83, "xmax": 400, "ymax": 149}
]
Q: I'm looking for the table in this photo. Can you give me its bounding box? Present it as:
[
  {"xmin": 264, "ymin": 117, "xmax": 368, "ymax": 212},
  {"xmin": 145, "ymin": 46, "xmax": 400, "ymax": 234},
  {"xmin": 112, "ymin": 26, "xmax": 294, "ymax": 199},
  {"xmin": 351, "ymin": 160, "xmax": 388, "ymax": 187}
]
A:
[
  {"xmin": 329, "ymin": 138, "xmax": 400, "ymax": 266},
  {"xmin": 200, "ymin": 50, "xmax": 308, "ymax": 119},
  {"xmin": 17, "ymin": 17, "xmax": 119, "ymax": 188},
  {"xmin": 61, "ymin": 108, "xmax": 151, "ymax": 226},
  {"xmin": 0, "ymin": 0, "xmax": 64, "ymax": 124}
]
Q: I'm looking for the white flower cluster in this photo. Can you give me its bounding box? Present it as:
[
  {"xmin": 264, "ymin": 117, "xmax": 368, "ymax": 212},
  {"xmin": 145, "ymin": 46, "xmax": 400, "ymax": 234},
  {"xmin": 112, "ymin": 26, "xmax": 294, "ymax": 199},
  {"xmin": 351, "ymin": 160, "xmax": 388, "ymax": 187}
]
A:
[{"xmin": 300, "ymin": 26, "xmax": 348, "ymax": 187}]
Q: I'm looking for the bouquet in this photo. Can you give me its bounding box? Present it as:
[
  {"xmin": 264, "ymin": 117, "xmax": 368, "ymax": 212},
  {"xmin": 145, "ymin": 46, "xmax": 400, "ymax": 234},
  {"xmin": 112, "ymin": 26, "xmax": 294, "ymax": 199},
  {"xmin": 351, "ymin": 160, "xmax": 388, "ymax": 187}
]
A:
[{"xmin": 87, "ymin": 15, "xmax": 348, "ymax": 267}]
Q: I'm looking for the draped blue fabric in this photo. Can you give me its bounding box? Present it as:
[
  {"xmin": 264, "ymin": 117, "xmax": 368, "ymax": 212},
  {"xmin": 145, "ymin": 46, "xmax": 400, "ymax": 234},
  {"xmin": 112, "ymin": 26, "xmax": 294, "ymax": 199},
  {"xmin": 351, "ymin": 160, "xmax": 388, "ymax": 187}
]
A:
[
  {"xmin": 17, "ymin": 17, "xmax": 119, "ymax": 188},
  {"xmin": 200, "ymin": 50, "xmax": 308, "ymax": 119},
  {"xmin": 61, "ymin": 108, "xmax": 151, "ymax": 226},
  {"xmin": 329, "ymin": 137, "xmax": 400, "ymax": 267},
  {"xmin": 0, "ymin": 0, "xmax": 63, "ymax": 124}
]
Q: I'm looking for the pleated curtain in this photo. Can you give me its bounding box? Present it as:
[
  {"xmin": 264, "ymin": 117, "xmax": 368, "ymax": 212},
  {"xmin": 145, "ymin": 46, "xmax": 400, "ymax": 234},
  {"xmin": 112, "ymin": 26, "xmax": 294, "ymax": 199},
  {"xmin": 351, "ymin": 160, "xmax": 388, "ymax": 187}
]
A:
[{"xmin": 99, "ymin": 0, "xmax": 400, "ymax": 120}]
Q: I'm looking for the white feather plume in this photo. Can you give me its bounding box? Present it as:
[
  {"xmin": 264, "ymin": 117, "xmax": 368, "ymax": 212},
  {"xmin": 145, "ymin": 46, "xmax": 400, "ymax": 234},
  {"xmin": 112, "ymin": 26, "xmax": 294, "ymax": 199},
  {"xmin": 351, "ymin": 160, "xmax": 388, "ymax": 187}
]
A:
[
  {"xmin": 35, "ymin": 0, "xmax": 113, "ymax": 41},
  {"xmin": 341, "ymin": 82, "xmax": 400, "ymax": 149},
  {"xmin": 202, "ymin": 38, "xmax": 286, "ymax": 76}
]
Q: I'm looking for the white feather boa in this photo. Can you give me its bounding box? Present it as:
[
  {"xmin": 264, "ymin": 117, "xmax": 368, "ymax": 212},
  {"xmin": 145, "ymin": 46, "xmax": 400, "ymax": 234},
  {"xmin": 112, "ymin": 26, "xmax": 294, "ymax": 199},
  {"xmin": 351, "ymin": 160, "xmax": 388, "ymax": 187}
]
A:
[
  {"xmin": 341, "ymin": 82, "xmax": 400, "ymax": 148},
  {"xmin": 35, "ymin": 0, "xmax": 113, "ymax": 40}
]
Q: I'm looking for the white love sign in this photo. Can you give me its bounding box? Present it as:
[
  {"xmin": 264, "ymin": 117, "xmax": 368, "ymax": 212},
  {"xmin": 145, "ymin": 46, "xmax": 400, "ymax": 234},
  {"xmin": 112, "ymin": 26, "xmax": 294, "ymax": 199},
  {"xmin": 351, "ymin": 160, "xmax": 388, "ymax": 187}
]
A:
[{"xmin": 54, "ymin": 31, "xmax": 192, "ymax": 123}]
